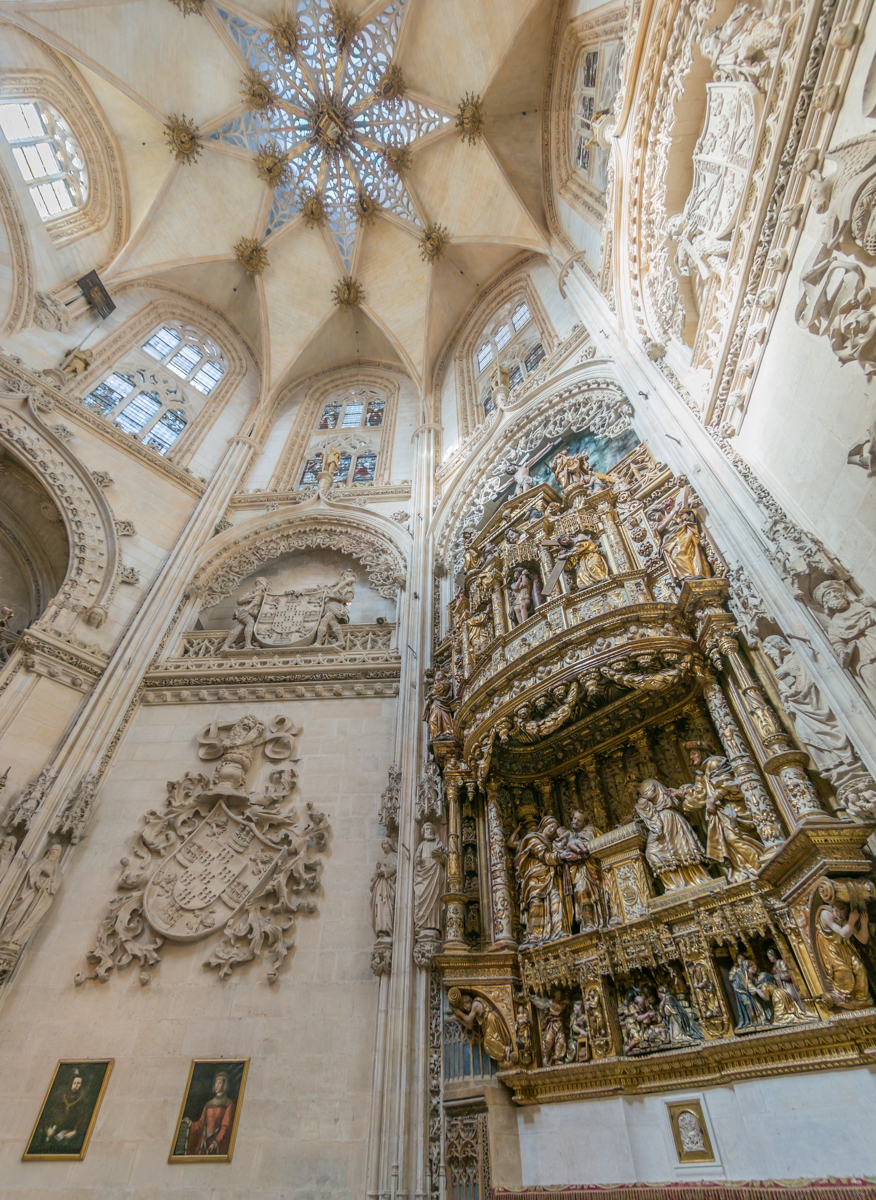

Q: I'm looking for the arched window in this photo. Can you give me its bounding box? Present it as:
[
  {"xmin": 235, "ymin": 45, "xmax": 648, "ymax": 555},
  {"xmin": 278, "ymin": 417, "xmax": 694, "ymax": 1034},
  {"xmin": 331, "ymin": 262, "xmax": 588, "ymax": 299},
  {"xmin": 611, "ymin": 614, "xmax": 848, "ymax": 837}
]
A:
[
  {"xmin": 0, "ymin": 100, "xmax": 87, "ymax": 222},
  {"xmin": 473, "ymin": 296, "xmax": 543, "ymax": 415},
  {"xmin": 79, "ymin": 320, "xmax": 227, "ymax": 457},
  {"xmin": 569, "ymin": 40, "xmax": 623, "ymax": 193},
  {"xmin": 298, "ymin": 384, "xmax": 388, "ymax": 489}
]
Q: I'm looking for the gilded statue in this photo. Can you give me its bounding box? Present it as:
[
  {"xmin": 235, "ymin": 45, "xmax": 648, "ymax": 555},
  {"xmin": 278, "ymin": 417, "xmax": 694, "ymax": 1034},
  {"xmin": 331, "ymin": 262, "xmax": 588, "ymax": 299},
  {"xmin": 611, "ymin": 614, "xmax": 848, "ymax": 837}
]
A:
[
  {"xmin": 551, "ymin": 448, "xmax": 612, "ymax": 496},
  {"xmin": 423, "ymin": 670, "xmax": 454, "ymax": 741},
  {"xmin": 657, "ymin": 984, "xmax": 704, "ymax": 1044},
  {"xmin": 554, "ymin": 811, "xmax": 602, "ymax": 931},
  {"xmin": 619, "ymin": 988, "xmax": 666, "ymax": 1054},
  {"xmin": 634, "ymin": 779, "xmax": 711, "ymax": 891},
  {"xmin": 651, "ymin": 490, "xmax": 713, "ymax": 579},
  {"xmin": 765, "ymin": 948, "xmax": 806, "ymax": 1015},
  {"xmin": 813, "ymin": 581, "xmax": 876, "ymax": 705},
  {"xmin": 752, "ymin": 972, "xmax": 808, "ymax": 1025},
  {"xmin": 565, "ymin": 998, "xmax": 590, "ymax": 1062},
  {"xmin": 322, "ymin": 445, "xmax": 342, "ymax": 478},
  {"xmin": 729, "ymin": 953, "xmax": 768, "ymax": 1031},
  {"xmin": 677, "ymin": 753, "xmax": 763, "ymax": 883},
  {"xmin": 530, "ymin": 993, "xmax": 568, "ymax": 1064},
  {"xmin": 512, "ymin": 815, "xmax": 568, "ymax": 945},
  {"xmin": 448, "ymin": 989, "xmax": 509, "ymax": 1062},
  {"xmin": 508, "ymin": 566, "xmax": 541, "ymax": 626},
  {"xmin": 542, "ymin": 532, "xmax": 609, "ymax": 596},
  {"xmin": 513, "ymin": 1002, "xmax": 534, "ymax": 1066},
  {"xmin": 814, "ymin": 877, "xmax": 874, "ymax": 1009}
]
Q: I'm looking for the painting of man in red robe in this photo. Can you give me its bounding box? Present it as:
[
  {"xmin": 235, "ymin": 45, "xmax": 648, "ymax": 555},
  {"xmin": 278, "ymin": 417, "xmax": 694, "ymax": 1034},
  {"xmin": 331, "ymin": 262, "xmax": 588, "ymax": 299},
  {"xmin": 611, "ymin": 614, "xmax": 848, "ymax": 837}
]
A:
[{"xmin": 170, "ymin": 1059, "xmax": 249, "ymax": 1163}]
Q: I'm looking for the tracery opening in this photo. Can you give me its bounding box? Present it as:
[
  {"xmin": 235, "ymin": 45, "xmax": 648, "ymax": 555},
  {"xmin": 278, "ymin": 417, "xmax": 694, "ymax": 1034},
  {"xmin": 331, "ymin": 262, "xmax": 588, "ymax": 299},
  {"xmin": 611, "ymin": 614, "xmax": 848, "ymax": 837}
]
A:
[{"xmin": 0, "ymin": 100, "xmax": 88, "ymax": 222}]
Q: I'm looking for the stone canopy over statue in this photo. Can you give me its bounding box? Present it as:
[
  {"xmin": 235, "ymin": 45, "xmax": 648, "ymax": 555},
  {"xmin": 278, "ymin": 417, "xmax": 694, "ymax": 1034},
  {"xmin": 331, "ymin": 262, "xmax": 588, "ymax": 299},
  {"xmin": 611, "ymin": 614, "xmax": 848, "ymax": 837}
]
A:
[{"xmin": 222, "ymin": 570, "xmax": 356, "ymax": 650}]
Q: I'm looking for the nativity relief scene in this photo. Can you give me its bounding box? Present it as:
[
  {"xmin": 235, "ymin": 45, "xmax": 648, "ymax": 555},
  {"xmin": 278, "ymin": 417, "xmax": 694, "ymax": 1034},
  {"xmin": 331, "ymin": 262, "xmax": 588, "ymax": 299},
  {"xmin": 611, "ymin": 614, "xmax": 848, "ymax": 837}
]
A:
[{"xmin": 0, "ymin": 0, "xmax": 876, "ymax": 1196}]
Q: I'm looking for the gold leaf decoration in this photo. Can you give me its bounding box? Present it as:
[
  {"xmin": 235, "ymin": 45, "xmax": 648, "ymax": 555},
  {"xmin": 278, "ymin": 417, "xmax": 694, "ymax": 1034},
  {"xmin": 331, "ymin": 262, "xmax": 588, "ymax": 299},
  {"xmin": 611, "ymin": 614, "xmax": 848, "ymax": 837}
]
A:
[
  {"xmin": 241, "ymin": 68, "xmax": 278, "ymax": 115},
  {"xmin": 255, "ymin": 141, "xmax": 292, "ymax": 188},
  {"xmin": 329, "ymin": 3, "xmax": 359, "ymax": 50},
  {"xmin": 167, "ymin": 0, "xmax": 203, "ymax": 14},
  {"xmin": 270, "ymin": 11, "xmax": 299, "ymax": 56},
  {"xmin": 354, "ymin": 190, "xmax": 378, "ymax": 224},
  {"xmin": 375, "ymin": 64, "xmax": 405, "ymax": 104},
  {"xmin": 456, "ymin": 92, "xmax": 485, "ymax": 145},
  {"xmin": 299, "ymin": 191, "xmax": 326, "ymax": 226},
  {"xmin": 332, "ymin": 275, "xmax": 364, "ymax": 308},
  {"xmin": 382, "ymin": 142, "xmax": 411, "ymax": 176},
  {"xmin": 164, "ymin": 113, "xmax": 202, "ymax": 165},
  {"xmin": 420, "ymin": 223, "xmax": 449, "ymax": 263},
  {"xmin": 235, "ymin": 236, "xmax": 269, "ymax": 276}
]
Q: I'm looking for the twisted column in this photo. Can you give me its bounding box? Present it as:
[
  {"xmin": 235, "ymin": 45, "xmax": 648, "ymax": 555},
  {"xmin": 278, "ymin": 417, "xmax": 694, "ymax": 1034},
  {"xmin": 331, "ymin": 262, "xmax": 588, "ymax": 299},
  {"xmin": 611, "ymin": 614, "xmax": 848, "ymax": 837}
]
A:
[{"xmin": 485, "ymin": 781, "xmax": 516, "ymax": 950}]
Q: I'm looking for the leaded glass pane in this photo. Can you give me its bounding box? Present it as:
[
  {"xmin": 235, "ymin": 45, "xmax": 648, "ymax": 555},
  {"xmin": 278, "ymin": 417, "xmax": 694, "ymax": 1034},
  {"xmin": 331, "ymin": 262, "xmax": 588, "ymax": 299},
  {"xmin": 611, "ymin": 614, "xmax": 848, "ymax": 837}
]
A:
[
  {"xmin": 495, "ymin": 323, "xmax": 511, "ymax": 350},
  {"xmin": 352, "ymin": 451, "xmax": 376, "ymax": 484},
  {"xmin": 319, "ymin": 404, "xmax": 340, "ymax": 429},
  {"xmin": 512, "ymin": 302, "xmax": 531, "ymax": 331},
  {"xmin": 143, "ymin": 326, "xmax": 182, "ymax": 360},
  {"xmin": 300, "ymin": 454, "xmax": 323, "ymax": 486},
  {"xmin": 333, "ymin": 452, "xmax": 352, "ymax": 483},
  {"xmin": 167, "ymin": 344, "xmax": 203, "ymax": 379},
  {"xmin": 114, "ymin": 391, "xmax": 162, "ymax": 434},
  {"xmin": 524, "ymin": 343, "xmax": 546, "ymax": 373},
  {"xmin": 365, "ymin": 399, "xmax": 385, "ymax": 427},
  {"xmin": 144, "ymin": 409, "xmax": 187, "ymax": 455},
  {"xmin": 191, "ymin": 360, "xmax": 225, "ymax": 395},
  {"xmin": 476, "ymin": 343, "xmax": 493, "ymax": 373},
  {"xmin": 82, "ymin": 372, "xmax": 135, "ymax": 415},
  {"xmin": 342, "ymin": 403, "xmax": 364, "ymax": 428}
]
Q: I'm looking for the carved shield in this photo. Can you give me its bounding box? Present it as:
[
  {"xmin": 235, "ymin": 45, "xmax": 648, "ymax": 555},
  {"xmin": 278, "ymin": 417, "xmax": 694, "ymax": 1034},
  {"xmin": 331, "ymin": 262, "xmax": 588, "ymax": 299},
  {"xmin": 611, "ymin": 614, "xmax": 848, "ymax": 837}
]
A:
[
  {"xmin": 252, "ymin": 587, "xmax": 325, "ymax": 647},
  {"xmin": 684, "ymin": 82, "xmax": 759, "ymax": 238},
  {"xmin": 143, "ymin": 805, "xmax": 282, "ymax": 941}
]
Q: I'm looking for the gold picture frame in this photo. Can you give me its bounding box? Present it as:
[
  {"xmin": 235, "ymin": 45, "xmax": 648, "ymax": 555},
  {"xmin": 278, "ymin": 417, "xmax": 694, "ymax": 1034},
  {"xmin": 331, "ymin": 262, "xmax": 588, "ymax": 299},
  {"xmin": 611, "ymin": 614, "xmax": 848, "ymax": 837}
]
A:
[
  {"xmin": 169, "ymin": 1058, "xmax": 249, "ymax": 1163},
  {"xmin": 23, "ymin": 1059, "xmax": 114, "ymax": 1161},
  {"xmin": 666, "ymin": 1099, "xmax": 716, "ymax": 1163}
]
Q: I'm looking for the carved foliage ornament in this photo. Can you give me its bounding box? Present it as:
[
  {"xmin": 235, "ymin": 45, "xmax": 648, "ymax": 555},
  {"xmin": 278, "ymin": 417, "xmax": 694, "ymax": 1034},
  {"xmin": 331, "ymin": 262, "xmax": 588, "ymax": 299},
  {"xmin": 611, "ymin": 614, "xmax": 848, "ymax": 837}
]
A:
[
  {"xmin": 235, "ymin": 237, "xmax": 269, "ymax": 276},
  {"xmin": 164, "ymin": 113, "xmax": 202, "ymax": 164},
  {"xmin": 195, "ymin": 518, "xmax": 406, "ymax": 605},
  {"xmin": 76, "ymin": 716, "xmax": 329, "ymax": 985}
]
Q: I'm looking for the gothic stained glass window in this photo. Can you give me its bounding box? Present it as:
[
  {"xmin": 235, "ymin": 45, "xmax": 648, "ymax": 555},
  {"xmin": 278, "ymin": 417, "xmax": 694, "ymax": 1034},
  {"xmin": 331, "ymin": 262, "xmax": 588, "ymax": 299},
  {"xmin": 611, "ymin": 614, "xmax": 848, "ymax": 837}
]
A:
[
  {"xmin": 483, "ymin": 389, "xmax": 495, "ymax": 415},
  {"xmin": 365, "ymin": 399, "xmax": 385, "ymax": 427},
  {"xmin": 143, "ymin": 326, "xmax": 181, "ymax": 360},
  {"xmin": 319, "ymin": 404, "xmax": 341, "ymax": 429},
  {"xmin": 495, "ymin": 323, "xmax": 511, "ymax": 350},
  {"xmin": 524, "ymin": 343, "xmax": 546, "ymax": 374},
  {"xmin": 83, "ymin": 371, "xmax": 135, "ymax": 416},
  {"xmin": 140, "ymin": 323, "xmax": 226, "ymax": 395},
  {"xmin": 300, "ymin": 453, "xmax": 323, "ymax": 485},
  {"xmin": 341, "ymin": 403, "xmax": 364, "ymax": 428},
  {"xmin": 333, "ymin": 453, "xmax": 352, "ymax": 484},
  {"xmin": 0, "ymin": 100, "xmax": 88, "ymax": 221},
  {"xmin": 143, "ymin": 409, "xmax": 187, "ymax": 455},
  {"xmin": 476, "ymin": 343, "xmax": 494, "ymax": 373},
  {"xmin": 509, "ymin": 364, "xmax": 523, "ymax": 388},
  {"xmin": 114, "ymin": 391, "xmax": 162, "ymax": 435},
  {"xmin": 512, "ymin": 302, "xmax": 531, "ymax": 331},
  {"xmin": 352, "ymin": 451, "xmax": 377, "ymax": 484},
  {"xmin": 583, "ymin": 50, "xmax": 599, "ymax": 88}
]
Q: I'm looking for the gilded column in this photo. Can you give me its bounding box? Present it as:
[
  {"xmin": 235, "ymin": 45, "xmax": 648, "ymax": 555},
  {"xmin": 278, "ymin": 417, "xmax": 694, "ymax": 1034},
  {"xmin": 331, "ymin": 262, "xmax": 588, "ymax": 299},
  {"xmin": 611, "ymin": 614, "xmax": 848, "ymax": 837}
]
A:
[
  {"xmin": 442, "ymin": 778, "xmax": 467, "ymax": 952},
  {"xmin": 700, "ymin": 673, "xmax": 785, "ymax": 845},
  {"xmin": 717, "ymin": 632, "xmax": 827, "ymax": 825},
  {"xmin": 485, "ymin": 563, "xmax": 507, "ymax": 638},
  {"xmin": 485, "ymin": 781, "xmax": 516, "ymax": 950}
]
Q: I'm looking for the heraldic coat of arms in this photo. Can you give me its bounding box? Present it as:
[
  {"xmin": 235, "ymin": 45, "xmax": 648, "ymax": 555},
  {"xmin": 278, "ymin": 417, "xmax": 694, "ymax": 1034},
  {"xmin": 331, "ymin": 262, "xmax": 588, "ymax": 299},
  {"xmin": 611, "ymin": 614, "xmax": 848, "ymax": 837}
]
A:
[{"xmin": 77, "ymin": 715, "xmax": 329, "ymax": 984}]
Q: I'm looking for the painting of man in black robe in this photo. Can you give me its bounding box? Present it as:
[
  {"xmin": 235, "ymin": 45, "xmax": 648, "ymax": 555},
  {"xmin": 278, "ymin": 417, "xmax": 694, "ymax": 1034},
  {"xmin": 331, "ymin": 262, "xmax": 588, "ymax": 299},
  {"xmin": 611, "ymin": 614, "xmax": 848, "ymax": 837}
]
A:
[
  {"xmin": 169, "ymin": 1059, "xmax": 249, "ymax": 1163},
  {"xmin": 23, "ymin": 1060, "xmax": 113, "ymax": 1160}
]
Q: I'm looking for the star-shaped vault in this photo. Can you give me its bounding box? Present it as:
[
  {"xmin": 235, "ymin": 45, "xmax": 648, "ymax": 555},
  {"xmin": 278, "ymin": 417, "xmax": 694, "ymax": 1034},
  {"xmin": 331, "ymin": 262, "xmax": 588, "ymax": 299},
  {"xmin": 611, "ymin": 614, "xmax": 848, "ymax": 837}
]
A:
[{"xmin": 213, "ymin": 0, "xmax": 451, "ymax": 269}]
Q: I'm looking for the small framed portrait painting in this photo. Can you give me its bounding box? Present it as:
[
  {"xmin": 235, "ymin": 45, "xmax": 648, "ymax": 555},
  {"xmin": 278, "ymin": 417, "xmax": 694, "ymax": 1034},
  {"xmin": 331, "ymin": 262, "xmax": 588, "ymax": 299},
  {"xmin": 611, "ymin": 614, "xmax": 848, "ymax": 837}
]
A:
[
  {"xmin": 169, "ymin": 1059, "xmax": 249, "ymax": 1163},
  {"xmin": 23, "ymin": 1059, "xmax": 114, "ymax": 1161}
]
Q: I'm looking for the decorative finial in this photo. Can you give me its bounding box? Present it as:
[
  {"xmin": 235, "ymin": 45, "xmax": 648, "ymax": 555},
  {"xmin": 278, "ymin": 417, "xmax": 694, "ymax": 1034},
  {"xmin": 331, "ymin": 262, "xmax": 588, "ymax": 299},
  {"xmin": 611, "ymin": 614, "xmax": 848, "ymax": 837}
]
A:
[
  {"xmin": 376, "ymin": 64, "xmax": 405, "ymax": 104},
  {"xmin": 456, "ymin": 93, "xmax": 484, "ymax": 144},
  {"xmin": 332, "ymin": 275, "xmax": 364, "ymax": 307},
  {"xmin": 164, "ymin": 114, "xmax": 202, "ymax": 165},
  {"xmin": 354, "ymin": 190, "xmax": 379, "ymax": 224},
  {"xmin": 329, "ymin": 3, "xmax": 359, "ymax": 50},
  {"xmin": 255, "ymin": 141, "xmax": 292, "ymax": 187},
  {"xmin": 235, "ymin": 237, "xmax": 269, "ymax": 276},
  {"xmin": 420, "ymin": 223, "xmax": 449, "ymax": 263},
  {"xmin": 382, "ymin": 142, "xmax": 411, "ymax": 176},
  {"xmin": 168, "ymin": 0, "xmax": 203, "ymax": 15},
  {"xmin": 241, "ymin": 68, "xmax": 278, "ymax": 115},
  {"xmin": 299, "ymin": 191, "xmax": 326, "ymax": 226},
  {"xmin": 270, "ymin": 11, "xmax": 299, "ymax": 56}
]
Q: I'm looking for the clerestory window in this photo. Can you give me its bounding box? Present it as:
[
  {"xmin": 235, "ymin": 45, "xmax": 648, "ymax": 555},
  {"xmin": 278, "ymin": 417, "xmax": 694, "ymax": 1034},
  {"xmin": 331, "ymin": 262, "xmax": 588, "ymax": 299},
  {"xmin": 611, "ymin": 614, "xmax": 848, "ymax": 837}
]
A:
[
  {"xmin": 473, "ymin": 296, "xmax": 541, "ymax": 417},
  {"xmin": 0, "ymin": 100, "xmax": 88, "ymax": 222},
  {"xmin": 300, "ymin": 385, "xmax": 388, "ymax": 488}
]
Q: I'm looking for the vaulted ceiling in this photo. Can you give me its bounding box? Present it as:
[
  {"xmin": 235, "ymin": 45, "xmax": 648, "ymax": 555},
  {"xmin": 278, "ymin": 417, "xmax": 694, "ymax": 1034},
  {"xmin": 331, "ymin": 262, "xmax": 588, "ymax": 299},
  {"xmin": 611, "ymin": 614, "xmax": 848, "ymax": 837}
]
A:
[{"xmin": 7, "ymin": 0, "xmax": 556, "ymax": 396}]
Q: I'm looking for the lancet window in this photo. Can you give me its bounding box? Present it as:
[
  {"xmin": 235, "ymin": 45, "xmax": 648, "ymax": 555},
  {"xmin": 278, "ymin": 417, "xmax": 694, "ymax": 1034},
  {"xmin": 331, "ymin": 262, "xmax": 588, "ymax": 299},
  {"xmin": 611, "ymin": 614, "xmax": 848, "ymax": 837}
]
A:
[
  {"xmin": 0, "ymin": 99, "xmax": 88, "ymax": 222},
  {"xmin": 569, "ymin": 39, "xmax": 623, "ymax": 192},
  {"xmin": 80, "ymin": 321, "xmax": 227, "ymax": 456},
  {"xmin": 473, "ymin": 299, "xmax": 543, "ymax": 416}
]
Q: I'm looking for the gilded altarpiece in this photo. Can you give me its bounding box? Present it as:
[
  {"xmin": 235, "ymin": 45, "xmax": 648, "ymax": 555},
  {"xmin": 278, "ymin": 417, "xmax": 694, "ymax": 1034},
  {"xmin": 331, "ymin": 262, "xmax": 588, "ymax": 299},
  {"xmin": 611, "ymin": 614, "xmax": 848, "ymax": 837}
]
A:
[{"xmin": 426, "ymin": 441, "xmax": 876, "ymax": 1114}]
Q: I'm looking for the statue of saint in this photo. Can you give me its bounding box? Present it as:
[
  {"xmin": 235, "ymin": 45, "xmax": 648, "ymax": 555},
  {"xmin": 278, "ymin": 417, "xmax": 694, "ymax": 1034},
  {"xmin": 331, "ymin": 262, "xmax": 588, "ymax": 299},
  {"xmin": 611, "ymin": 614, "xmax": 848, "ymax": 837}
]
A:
[
  {"xmin": 513, "ymin": 815, "xmax": 568, "ymax": 944},
  {"xmin": 423, "ymin": 670, "xmax": 454, "ymax": 741},
  {"xmin": 322, "ymin": 445, "xmax": 342, "ymax": 478},
  {"xmin": 565, "ymin": 999, "xmax": 590, "ymax": 1063},
  {"xmin": 448, "ymin": 989, "xmax": 509, "ymax": 1062},
  {"xmin": 651, "ymin": 491, "xmax": 713, "ymax": 579},
  {"xmin": 412, "ymin": 823, "xmax": 446, "ymax": 934},
  {"xmin": 752, "ymin": 972, "xmax": 808, "ymax": 1025},
  {"xmin": 813, "ymin": 581, "xmax": 876, "ymax": 705},
  {"xmin": 0, "ymin": 842, "xmax": 63, "ymax": 958},
  {"xmin": 729, "ymin": 953, "xmax": 768, "ymax": 1031},
  {"xmin": 554, "ymin": 811, "xmax": 601, "ymax": 931},
  {"xmin": 677, "ymin": 754, "xmax": 763, "ymax": 883},
  {"xmin": 814, "ymin": 877, "xmax": 873, "ymax": 1008},
  {"xmin": 572, "ymin": 535, "xmax": 609, "ymax": 588},
  {"xmin": 530, "ymin": 993, "xmax": 568, "ymax": 1064},
  {"xmin": 508, "ymin": 566, "xmax": 541, "ymax": 626},
  {"xmin": 635, "ymin": 779, "xmax": 711, "ymax": 891},
  {"xmin": 370, "ymin": 837, "xmax": 397, "ymax": 939}
]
